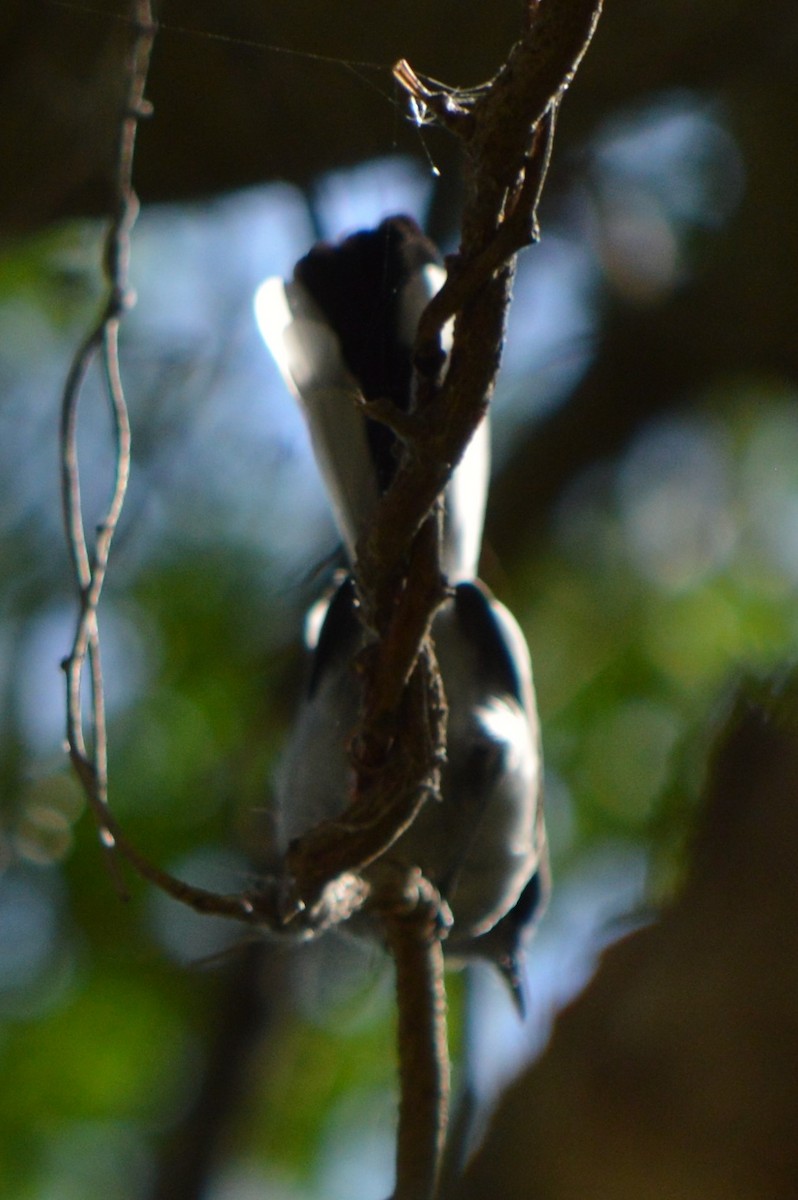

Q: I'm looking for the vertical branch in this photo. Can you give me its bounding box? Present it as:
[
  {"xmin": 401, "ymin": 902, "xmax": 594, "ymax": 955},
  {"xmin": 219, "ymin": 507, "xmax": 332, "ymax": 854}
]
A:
[
  {"xmin": 380, "ymin": 872, "xmax": 452, "ymax": 1200},
  {"xmin": 60, "ymin": 0, "xmax": 156, "ymax": 859}
]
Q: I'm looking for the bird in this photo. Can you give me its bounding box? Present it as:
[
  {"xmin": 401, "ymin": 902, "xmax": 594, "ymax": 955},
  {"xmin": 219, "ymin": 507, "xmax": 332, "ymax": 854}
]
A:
[{"xmin": 255, "ymin": 215, "xmax": 547, "ymax": 1003}]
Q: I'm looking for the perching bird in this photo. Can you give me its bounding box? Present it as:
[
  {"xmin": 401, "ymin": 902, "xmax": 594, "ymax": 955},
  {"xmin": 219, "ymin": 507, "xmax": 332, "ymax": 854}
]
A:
[{"xmin": 256, "ymin": 216, "xmax": 547, "ymax": 1001}]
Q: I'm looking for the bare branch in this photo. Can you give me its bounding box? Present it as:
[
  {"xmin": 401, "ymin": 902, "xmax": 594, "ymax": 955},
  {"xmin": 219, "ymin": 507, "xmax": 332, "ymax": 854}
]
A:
[
  {"xmin": 287, "ymin": 0, "xmax": 604, "ymax": 919},
  {"xmin": 60, "ymin": 0, "xmax": 156, "ymax": 874},
  {"xmin": 378, "ymin": 869, "xmax": 453, "ymax": 1200}
]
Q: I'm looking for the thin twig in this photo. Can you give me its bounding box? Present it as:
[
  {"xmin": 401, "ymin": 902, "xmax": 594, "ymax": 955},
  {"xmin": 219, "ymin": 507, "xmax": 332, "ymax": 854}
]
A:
[
  {"xmin": 60, "ymin": 0, "xmax": 155, "ymax": 873},
  {"xmin": 415, "ymin": 104, "xmax": 559, "ymax": 350}
]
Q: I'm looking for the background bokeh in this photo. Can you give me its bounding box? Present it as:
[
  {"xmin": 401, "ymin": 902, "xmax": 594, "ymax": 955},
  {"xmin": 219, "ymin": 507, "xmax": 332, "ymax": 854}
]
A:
[{"xmin": 1, "ymin": 2, "xmax": 796, "ymax": 1197}]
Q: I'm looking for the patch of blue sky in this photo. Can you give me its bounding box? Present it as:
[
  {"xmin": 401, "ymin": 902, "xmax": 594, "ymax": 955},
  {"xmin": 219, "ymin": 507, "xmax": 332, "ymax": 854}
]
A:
[
  {"xmin": 313, "ymin": 154, "xmax": 435, "ymax": 240},
  {"xmin": 493, "ymin": 233, "xmax": 598, "ymax": 456},
  {"xmin": 592, "ymin": 91, "xmax": 744, "ymax": 230}
]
